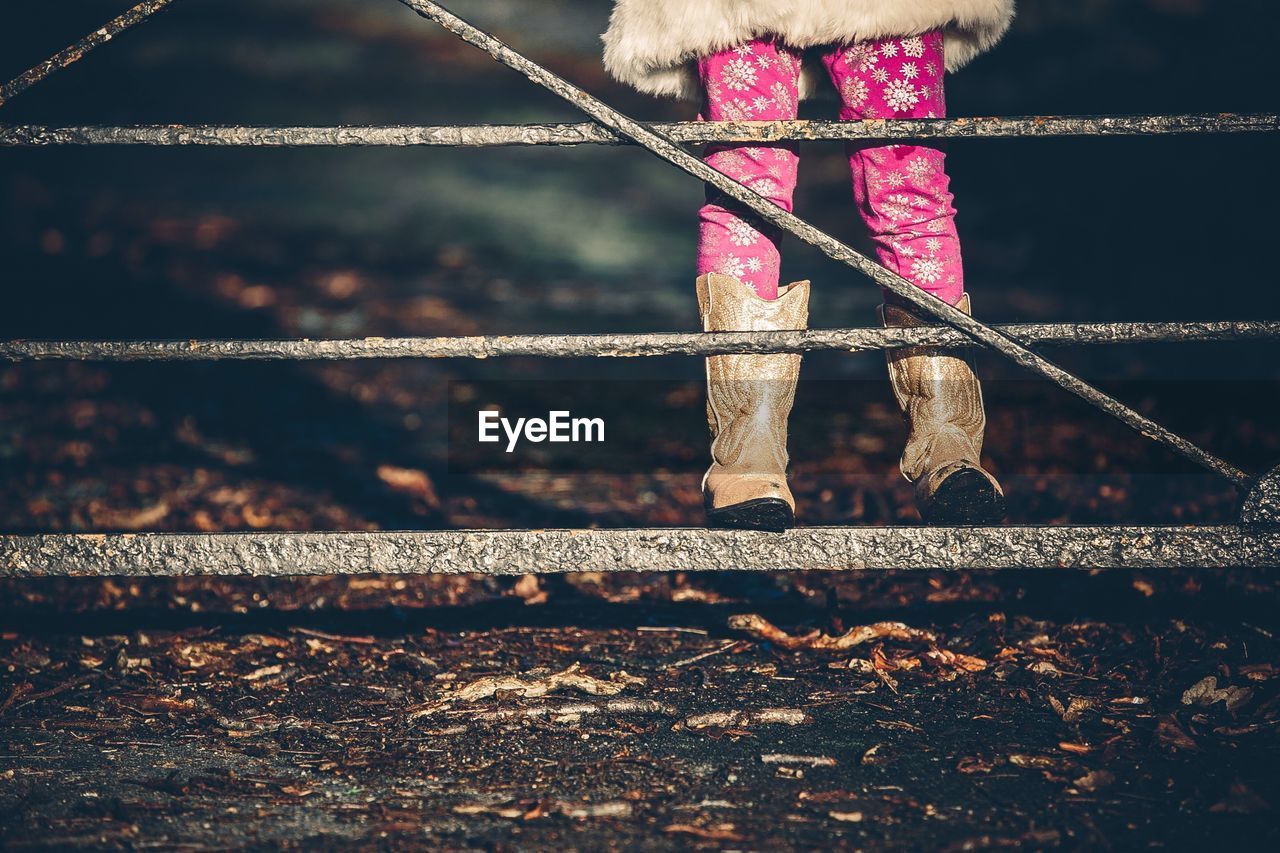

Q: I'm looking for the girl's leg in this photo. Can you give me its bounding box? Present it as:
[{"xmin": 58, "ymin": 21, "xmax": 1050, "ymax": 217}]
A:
[
  {"xmin": 697, "ymin": 40, "xmax": 803, "ymax": 300},
  {"xmin": 822, "ymin": 33, "xmax": 963, "ymax": 306},
  {"xmin": 824, "ymin": 35, "xmax": 1003, "ymax": 524}
]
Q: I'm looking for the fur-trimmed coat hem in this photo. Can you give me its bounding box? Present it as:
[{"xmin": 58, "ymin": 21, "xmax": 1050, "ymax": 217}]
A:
[{"xmin": 603, "ymin": 0, "xmax": 1015, "ymax": 100}]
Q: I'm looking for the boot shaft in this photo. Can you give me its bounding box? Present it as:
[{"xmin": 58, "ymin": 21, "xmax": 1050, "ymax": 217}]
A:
[
  {"xmin": 697, "ymin": 274, "xmax": 809, "ymax": 513},
  {"xmin": 879, "ymin": 293, "xmax": 987, "ymax": 483}
]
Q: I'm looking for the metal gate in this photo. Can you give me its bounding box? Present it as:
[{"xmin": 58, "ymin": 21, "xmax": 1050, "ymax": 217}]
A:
[{"xmin": 2, "ymin": 0, "xmax": 1278, "ymax": 576}]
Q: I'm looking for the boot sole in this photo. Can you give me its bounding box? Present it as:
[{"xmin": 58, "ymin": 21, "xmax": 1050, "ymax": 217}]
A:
[
  {"xmin": 922, "ymin": 468, "xmax": 1007, "ymax": 526},
  {"xmin": 706, "ymin": 498, "xmax": 794, "ymax": 532}
]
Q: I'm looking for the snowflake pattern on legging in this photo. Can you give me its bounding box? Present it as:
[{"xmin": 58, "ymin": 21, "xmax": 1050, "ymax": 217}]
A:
[{"xmin": 696, "ymin": 33, "xmax": 963, "ymax": 305}]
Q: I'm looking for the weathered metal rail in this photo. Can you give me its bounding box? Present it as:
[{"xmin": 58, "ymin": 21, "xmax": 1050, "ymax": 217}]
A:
[
  {"xmin": 0, "ymin": 0, "xmax": 178, "ymax": 109},
  {"xmin": 3, "ymin": 114, "xmax": 1276, "ymax": 147},
  {"xmin": 3, "ymin": 527, "xmax": 1277, "ymax": 577},
  {"xmin": 5, "ymin": 321, "xmax": 1280, "ymax": 362}
]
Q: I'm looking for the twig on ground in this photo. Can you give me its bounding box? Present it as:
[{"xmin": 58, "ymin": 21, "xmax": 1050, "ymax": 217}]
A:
[
  {"xmin": 452, "ymin": 799, "xmax": 633, "ymax": 820},
  {"xmin": 729, "ymin": 614, "xmax": 937, "ymax": 650},
  {"xmin": 408, "ymin": 663, "xmax": 645, "ymax": 720},
  {"xmin": 677, "ymin": 708, "xmax": 811, "ymax": 730},
  {"xmin": 669, "ymin": 640, "xmax": 746, "ymax": 669},
  {"xmin": 760, "ymin": 754, "xmax": 837, "ymax": 767},
  {"xmin": 464, "ymin": 699, "xmax": 677, "ymax": 723},
  {"xmin": 290, "ymin": 627, "xmax": 378, "ymax": 645},
  {"xmin": 8, "ymin": 672, "xmax": 104, "ymax": 714},
  {"xmin": 730, "ymin": 614, "xmax": 988, "ymax": 675}
]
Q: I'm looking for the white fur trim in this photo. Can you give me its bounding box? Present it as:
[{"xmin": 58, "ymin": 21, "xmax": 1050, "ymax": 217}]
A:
[{"xmin": 602, "ymin": 0, "xmax": 1015, "ymax": 99}]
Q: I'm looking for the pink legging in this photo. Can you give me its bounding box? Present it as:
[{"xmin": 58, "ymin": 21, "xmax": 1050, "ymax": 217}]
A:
[{"xmin": 697, "ymin": 33, "xmax": 963, "ymax": 304}]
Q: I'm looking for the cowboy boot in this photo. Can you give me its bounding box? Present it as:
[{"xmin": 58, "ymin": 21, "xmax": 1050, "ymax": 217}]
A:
[
  {"xmin": 879, "ymin": 293, "xmax": 1006, "ymax": 524},
  {"xmin": 698, "ymin": 273, "xmax": 809, "ymax": 531}
]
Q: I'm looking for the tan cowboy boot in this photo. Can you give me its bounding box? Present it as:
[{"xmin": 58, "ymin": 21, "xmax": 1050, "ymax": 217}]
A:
[
  {"xmin": 879, "ymin": 293, "xmax": 1006, "ymax": 524},
  {"xmin": 698, "ymin": 273, "xmax": 809, "ymax": 531}
]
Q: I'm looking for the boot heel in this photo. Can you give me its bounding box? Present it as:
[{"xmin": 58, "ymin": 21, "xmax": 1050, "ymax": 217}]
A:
[
  {"xmin": 920, "ymin": 466, "xmax": 1006, "ymax": 525},
  {"xmin": 706, "ymin": 497, "xmax": 795, "ymax": 532}
]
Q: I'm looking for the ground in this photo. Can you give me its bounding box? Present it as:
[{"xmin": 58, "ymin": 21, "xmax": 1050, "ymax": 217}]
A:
[{"xmin": 2, "ymin": 570, "xmax": 1279, "ymax": 849}]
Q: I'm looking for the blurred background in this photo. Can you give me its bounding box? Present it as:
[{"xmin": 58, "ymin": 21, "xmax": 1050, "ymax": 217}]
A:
[{"xmin": 1, "ymin": 0, "xmax": 1277, "ymax": 533}]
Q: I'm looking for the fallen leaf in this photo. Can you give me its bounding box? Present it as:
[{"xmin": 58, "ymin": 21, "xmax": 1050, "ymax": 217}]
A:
[
  {"xmin": 1131, "ymin": 578, "xmax": 1155, "ymax": 597},
  {"xmin": 1180, "ymin": 676, "xmax": 1252, "ymax": 712},
  {"xmin": 1240, "ymin": 663, "xmax": 1277, "ymax": 682},
  {"xmin": 558, "ymin": 801, "xmax": 631, "ymax": 819},
  {"xmin": 376, "ymin": 465, "xmax": 440, "ymax": 508},
  {"xmin": 845, "ymin": 658, "xmax": 898, "ymax": 692},
  {"xmin": 664, "ymin": 824, "xmax": 743, "ymax": 841},
  {"xmin": 923, "ymin": 647, "xmax": 989, "ymax": 672},
  {"xmin": 1009, "ymin": 754, "xmax": 1056, "ymax": 769},
  {"xmin": 512, "ymin": 574, "xmax": 547, "ymax": 605},
  {"xmin": 244, "ymin": 664, "xmax": 283, "ymax": 681},
  {"xmin": 861, "ymin": 743, "xmax": 890, "ymax": 766},
  {"xmin": 1155, "ymin": 716, "xmax": 1199, "ymax": 752},
  {"xmin": 93, "ymin": 501, "xmax": 170, "ymax": 530},
  {"xmin": 1063, "ymin": 697, "xmax": 1098, "ymax": 722},
  {"xmin": 956, "ymin": 756, "xmax": 995, "ymax": 774},
  {"xmin": 1209, "ymin": 781, "xmax": 1270, "ymax": 814},
  {"xmin": 1072, "ymin": 769, "xmax": 1114, "ymax": 792},
  {"xmin": 409, "ymin": 663, "xmax": 641, "ymax": 719},
  {"xmin": 1181, "ymin": 676, "xmax": 1218, "ymax": 706},
  {"xmin": 452, "ymin": 802, "xmax": 524, "ymax": 819},
  {"xmin": 1027, "ymin": 660, "xmax": 1065, "ymax": 677}
]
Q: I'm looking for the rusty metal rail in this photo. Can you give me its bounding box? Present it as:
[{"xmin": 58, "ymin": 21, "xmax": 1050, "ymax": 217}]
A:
[
  {"xmin": 0, "ymin": 0, "xmax": 177, "ymax": 108},
  {"xmin": 3, "ymin": 114, "xmax": 1277, "ymax": 146},
  {"xmin": 5, "ymin": 321, "xmax": 1280, "ymax": 362},
  {"xmin": 3, "ymin": 527, "xmax": 1278, "ymax": 577}
]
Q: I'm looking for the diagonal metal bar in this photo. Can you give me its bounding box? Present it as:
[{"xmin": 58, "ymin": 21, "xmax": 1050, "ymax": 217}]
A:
[
  {"xmin": 2, "ymin": 527, "xmax": 1277, "ymax": 576},
  {"xmin": 4, "ymin": 321, "xmax": 1280, "ymax": 362},
  {"xmin": 2, "ymin": 114, "xmax": 1276, "ymax": 146},
  {"xmin": 0, "ymin": 0, "xmax": 179, "ymax": 109},
  {"xmin": 396, "ymin": 0, "xmax": 1250, "ymax": 487}
]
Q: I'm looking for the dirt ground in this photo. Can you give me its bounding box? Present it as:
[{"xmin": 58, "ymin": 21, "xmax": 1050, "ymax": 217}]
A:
[{"xmin": 2, "ymin": 569, "xmax": 1280, "ymax": 850}]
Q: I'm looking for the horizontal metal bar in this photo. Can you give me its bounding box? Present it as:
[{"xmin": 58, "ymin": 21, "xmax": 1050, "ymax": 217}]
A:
[
  {"xmin": 2, "ymin": 527, "xmax": 1276, "ymax": 576},
  {"xmin": 2, "ymin": 114, "xmax": 1276, "ymax": 147},
  {"xmin": 4, "ymin": 321, "xmax": 1278, "ymax": 362},
  {"xmin": 0, "ymin": 0, "xmax": 179, "ymax": 109}
]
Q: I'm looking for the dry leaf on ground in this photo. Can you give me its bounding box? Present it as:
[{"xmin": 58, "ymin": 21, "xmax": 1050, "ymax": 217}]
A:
[{"xmin": 409, "ymin": 663, "xmax": 643, "ymax": 719}]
